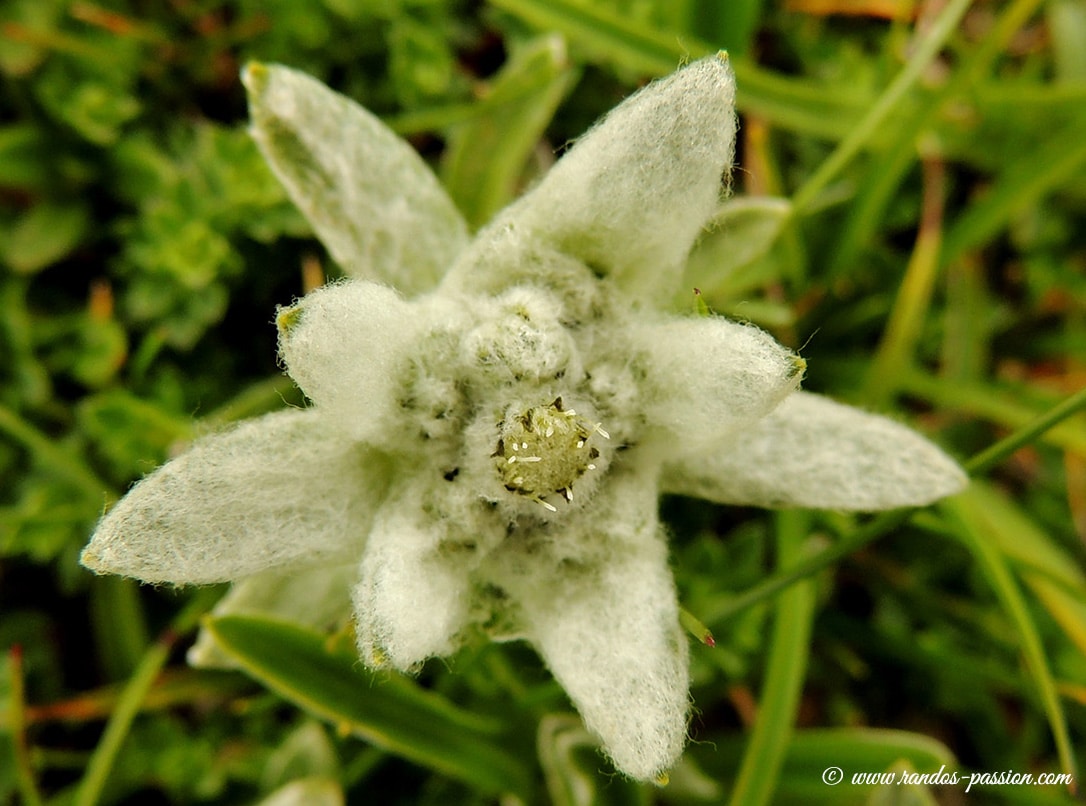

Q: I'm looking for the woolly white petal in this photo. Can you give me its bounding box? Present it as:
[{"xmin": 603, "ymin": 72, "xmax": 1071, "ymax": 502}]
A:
[
  {"xmin": 243, "ymin": 63, "xmax": 467, "ymax": 295},
  {"xmin": 490, "ymin": 469, "xmax": 688, "ymax": 781},
  {"xmin": 637, "ymin": 316, "xmax": 804, "ymax": 450},
  {"xmin": 81, "ymin": 410, "xmax": 389, "ymax": 584},
  {"xmin": 277, "ymin": 281, "xmax": 417, "ymax": 444},
  {"xmin": 486, "ymin": 53, "xmax": 737, "ymax": 304},
  {"xmin": 256, "ymin": 778, "xmax": 343, "ymax": 806},
  {"xmin": 661, "ymin": 391, "xmax": 968, "ymax": 510},
  {"xmin": 352, "ymin": 482, "xmax": 476, "ymax": 671},
  {"xmin": 188, "ymin": 563, "xmax": 355, "ymax": 668}
]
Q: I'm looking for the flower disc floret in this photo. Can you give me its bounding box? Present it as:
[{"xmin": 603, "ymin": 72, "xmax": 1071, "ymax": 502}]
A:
[{"xmin": 494, "ymin": 397, "xmax": 609, "ymax": 511}]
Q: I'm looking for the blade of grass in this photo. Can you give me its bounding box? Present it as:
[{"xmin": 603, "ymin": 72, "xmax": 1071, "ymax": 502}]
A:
[
  {"xmin": 941, "ymin": 255, "xmax": 989, "ymax": 383},
  {"xmin": 8, "ymin": 646, "xmax": 45, "ymax": 806},
  {"xmin": 946, "ymin": 484, "xmax": 1086, "ymax": 658},
  {"xmin": 788, "ymin": 0, "xmax": 973, "ymax": 215},
  {"xmin": 943, "ymin": 506, "xmax": 1078, "ymax": 785},
  {"xmin": 490, "ymin": 0, "xmax": 868, "ymax": 138},
  {"xmin": 940, "ymin": 121, "xmax": 1086, "ymax": 266},
  {"xmin": 827, "ymin": 0, "xmax": 1047, "ymax": 277},
  {"xmin": 88, "ymin": 577, "xmax": 149, "ymax": 680},
  {"xmin": 899, "ymin": 371, "xmax": 1086, "ymax": 457},
  {"xmin": 963, "ymin": 384, "xmax": 1086, "ymax": 475},
  {"xmin": 73, "ymin": 592, "xmax": 216, "ymax": 806},
  {"xmin": 206, "ymin": 615, "xmax": 534, "ymax": 798},
  {"xmin": 864, "ymin": 154, "xmax": 946, "ymax": 405},
  {"xmin": 727, "ymin": 511, "xmax": 817, "ymax": 806},
  {"xmin": 441, "ymin": 35, "xmax": 576, "ymax": 228},
  {"xmin": 0, "ymin": 403, "xmax": 111, "ymax": 502}
]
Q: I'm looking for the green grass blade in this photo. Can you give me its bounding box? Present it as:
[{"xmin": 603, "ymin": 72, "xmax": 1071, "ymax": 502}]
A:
[
  {"xmin": 727, "ymin": 510, "xmax": 817, "ymax": 806},
  {"xmin": 789, "ymin": 0, "xmax": 972, "ymax": 215},
  {"xmin": 694, "ymin": 727, "xmax": 956, "ymax": 800},
  {"xmin": 0, "ymin": 402, "xmax": 110, "ymax": 503},
  {"xmin": 863, "ymin": 158, "xmax": 944, "ymax": 405},
  {"xmin": 941, "ymin": 120, "xmax": 1086, "ymax": 266},
  {"xmin": 827, "ymin": 0, "xmax": 1048, "ymax": 277},
  {"xmin": 946, "ymin": 484, "xmax": 1086, "ymax": 659},
  {"xmin": 537, "ymin": 714, "xmax": 648, "ymax": 805},
  {"xmin": 899, "ymin": 372, "xmax": 1086, "ymax": 459},
  {"xmin": 489, "ymin": 0, "xmax": 866, "ymax": 138},
  {"xmin": 942, "ymin": 504, "xmax": 1078, "ymax": 786},
  {"xmin": 74, "ymin": 592, "xmax": 214, "ymax": 806},
  {"xmin": 205, "ymin": 615, "xmax": 534, "ymax": 798},
  {"xmin": 441, "ymin": 35, "xmax": 577, "ymax": 228}
]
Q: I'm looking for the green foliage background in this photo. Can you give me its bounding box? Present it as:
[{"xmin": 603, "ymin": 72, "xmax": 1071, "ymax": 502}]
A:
[{"xmin": 2, "ymin": 0, "xmax": 1085, "ymax": 803}]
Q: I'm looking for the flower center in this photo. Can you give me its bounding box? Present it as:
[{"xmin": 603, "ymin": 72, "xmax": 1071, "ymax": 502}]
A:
[{"xmin": 493, "ymin": 397, "xmax": 609, "ymax": 512}]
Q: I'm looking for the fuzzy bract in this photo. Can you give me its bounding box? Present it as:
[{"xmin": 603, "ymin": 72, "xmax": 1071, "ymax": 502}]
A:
[{"xmin": 81, "ymin": 54, "xmax": 967, "ymax": 782}]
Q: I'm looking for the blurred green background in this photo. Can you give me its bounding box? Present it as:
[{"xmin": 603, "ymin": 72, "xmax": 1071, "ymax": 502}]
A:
[{"xmin": 2, "ymin": 0, "xmax": 1085, "ymax": 803}]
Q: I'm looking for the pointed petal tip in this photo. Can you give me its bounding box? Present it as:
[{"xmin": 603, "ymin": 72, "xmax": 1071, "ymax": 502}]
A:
[
  {"xmin": 240, "ymin": 61, "xmax": 267, "ymax": 94},
  {"xmin": 275, "ymin": 303, "xmax": 302, "ymax": 334},
  {"xmin": 79, "ymin": 544, "xmax": 102, "ymax": 573}
]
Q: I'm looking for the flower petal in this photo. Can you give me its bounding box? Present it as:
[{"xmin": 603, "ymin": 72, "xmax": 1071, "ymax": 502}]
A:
[
  {"xmin": 489, "ymin": 469, "xmax": 689, "ymax": 781},
  {"xmin": 636, "ymin": 315, "xmax": 804, "ymax": 450},
  {"xmin": 188, "ymin": 562, "xmax": 355, "ymax": 668},
  {"xmin": 352, "ymin": 481, "xmax": 479, "ymax": 671},
  {"xmin": 81, "ymin": 410, "xmax": 390, "ymax": 584},
  {"xmin": 464, "ymin": 53, "xmax": 737, "ymax": 304},
  {"xmin": 661, "ymin": 391, "xmax": 968, "ymax": 510},
  {"xmin": 243, "ymin": 62, "xmax": 468, "ymax": 295},
  {"xmin": 277, "ymin": 281, "xmax": 417, "ymax": 444}
]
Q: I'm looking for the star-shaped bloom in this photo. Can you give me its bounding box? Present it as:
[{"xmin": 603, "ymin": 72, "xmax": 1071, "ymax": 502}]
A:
[{"xmin": 81, "ymin": 54, "xmax": 967, "ymax": 781}]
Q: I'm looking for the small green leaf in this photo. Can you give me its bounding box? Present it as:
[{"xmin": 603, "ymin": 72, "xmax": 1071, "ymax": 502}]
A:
[
  {"xmin": 4, "ymin": 201, "xmax": 89, "ymax": 274},
  {"xmin": 205, "ymin": 615, "xmax": 534, "ymax": 798},
  {"xmin": 682, "ymin": 196, "xmax": 791, "ymax": 305}
]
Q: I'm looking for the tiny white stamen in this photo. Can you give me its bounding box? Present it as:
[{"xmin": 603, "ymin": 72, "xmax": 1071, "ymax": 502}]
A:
[
  {"xmin": 521, "ymin": 456, "xmax": 542, "ymax": 463},
  {"xmin": 507, "ymin": 456, "xmax": 517, "ymax": 464},
  {"xmin": 565, "ymin": 409, "xmax": 577, "ymax": 416},
  {"xmin": 511, "ymin": 443, "xmax": 519, "ymax": 451},
  {"xmin": 593, "ymin": 423, "xmax": 610, "ymax": 439},
  {"xmin": 586, "ymin": 463, "xmax": 596, "ymax": 470},
  {"xmin": 521, "ymin": 442, "xmax": 528, "ymax": 449},
  {"xmin": 545, "ymin": 427, "xmax": 554, "ymax": 438},
  {"xmin": 564, "ymin": 488, "xmax": 573, "ymax": 502},
  {"xmin": 513, "ymin": 476, "xmax": 524, "ymax": 484},
  {"xmin": 538, "ymin": 499, "xmax": 558, "ymax": 512},
  {"xmin": 576, "ymin": 439, "xmax": 584, "ymax": 448}
]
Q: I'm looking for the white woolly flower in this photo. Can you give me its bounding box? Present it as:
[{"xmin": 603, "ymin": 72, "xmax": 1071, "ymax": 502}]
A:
[{"xmin": 81, "ymin": 55, "xmax": 967, "ymax": 782}]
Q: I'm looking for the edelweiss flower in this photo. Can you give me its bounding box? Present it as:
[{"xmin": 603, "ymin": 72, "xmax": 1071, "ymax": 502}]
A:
[{"xmin": 81, "ymin": 54, "xmax": 967, "ymax": 781}]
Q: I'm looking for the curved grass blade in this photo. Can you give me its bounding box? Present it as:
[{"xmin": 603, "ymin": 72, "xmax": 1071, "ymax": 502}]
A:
[
  {"xmin": 727, "ymin": 511, "xmax": 817, "ymax": 806},
  {"xmin": 941, "ymin": 505, "xmax": 1078, "ymax": 788},
  {"xmin": 205, "ymin": 615, "xmax": 533, "ymax": 798}
]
